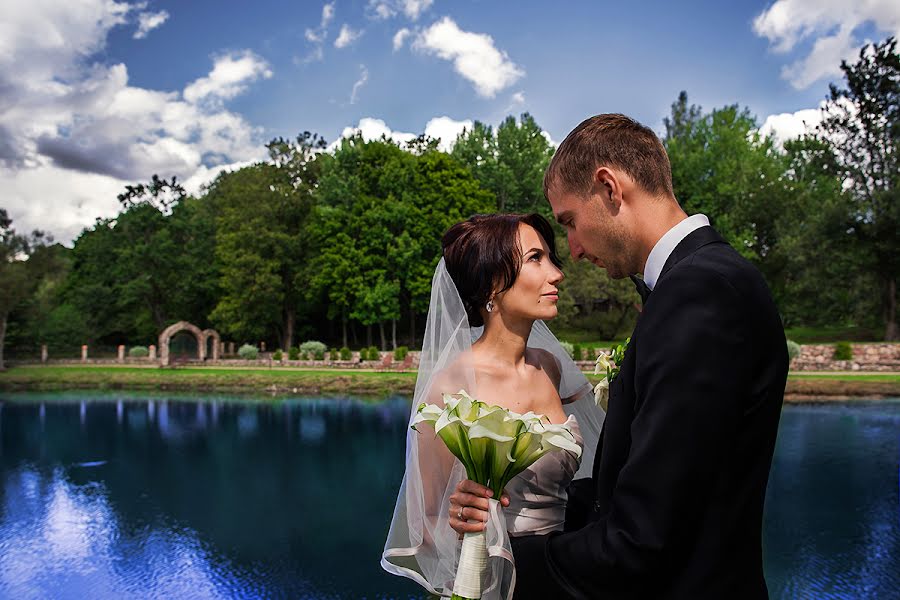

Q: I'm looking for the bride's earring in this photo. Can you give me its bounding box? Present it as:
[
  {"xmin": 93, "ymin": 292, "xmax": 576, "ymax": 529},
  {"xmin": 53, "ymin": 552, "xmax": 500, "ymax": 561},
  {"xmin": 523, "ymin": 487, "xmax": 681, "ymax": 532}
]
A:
[{"xmin": 485, "ymin": 300, "xmax": 494, "ymax": 313}]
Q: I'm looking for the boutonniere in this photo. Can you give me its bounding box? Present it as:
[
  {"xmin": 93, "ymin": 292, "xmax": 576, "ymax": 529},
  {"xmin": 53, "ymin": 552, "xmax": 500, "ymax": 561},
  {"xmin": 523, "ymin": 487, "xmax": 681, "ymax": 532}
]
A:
[{"xmin": 592, "ymin": 337, "xmax": 630, "ymax": 408}]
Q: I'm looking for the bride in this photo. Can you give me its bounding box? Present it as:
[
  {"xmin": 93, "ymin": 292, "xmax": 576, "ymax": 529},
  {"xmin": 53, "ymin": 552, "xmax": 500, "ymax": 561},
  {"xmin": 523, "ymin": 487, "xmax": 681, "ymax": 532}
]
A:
[{"xmin": 381, "ymin": 213, "xmax": 605, "ymax": 599}]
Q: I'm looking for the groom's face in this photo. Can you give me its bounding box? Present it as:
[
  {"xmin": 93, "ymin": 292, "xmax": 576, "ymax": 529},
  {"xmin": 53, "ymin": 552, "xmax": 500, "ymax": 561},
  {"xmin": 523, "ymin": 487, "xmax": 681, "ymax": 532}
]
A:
[{"xmin": 548, "ymin": 185, "xmax": 631, "ymax": 279}]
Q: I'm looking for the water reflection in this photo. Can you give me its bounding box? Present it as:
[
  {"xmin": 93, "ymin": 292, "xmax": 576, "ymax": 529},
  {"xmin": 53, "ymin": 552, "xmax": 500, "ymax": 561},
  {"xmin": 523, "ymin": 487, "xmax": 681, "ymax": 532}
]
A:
[
  {"xmin": 764, "ymin": 401, "xmax": 900, "ymax": 599},
  {"xmin": 1, "ymin": 393, "xmax": 898, "ymax": 598},
  {"xmin": 0, "ymin": 392, "xmax": 424, "ymax": 599}
]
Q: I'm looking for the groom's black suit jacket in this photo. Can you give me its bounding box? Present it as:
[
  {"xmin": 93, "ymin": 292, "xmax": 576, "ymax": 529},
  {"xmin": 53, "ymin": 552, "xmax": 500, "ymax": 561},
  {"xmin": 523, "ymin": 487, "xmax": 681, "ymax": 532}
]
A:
[{"xmin": 512, "ymin": 226, "xmax": 788, "ymax": 599}]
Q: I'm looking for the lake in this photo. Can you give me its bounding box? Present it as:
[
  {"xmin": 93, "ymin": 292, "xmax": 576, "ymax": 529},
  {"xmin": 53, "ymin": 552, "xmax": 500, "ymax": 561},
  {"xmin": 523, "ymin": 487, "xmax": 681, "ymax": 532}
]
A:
[{"xmin": 1, "ymin": 392, "xmax": 898, "ymax": 599}]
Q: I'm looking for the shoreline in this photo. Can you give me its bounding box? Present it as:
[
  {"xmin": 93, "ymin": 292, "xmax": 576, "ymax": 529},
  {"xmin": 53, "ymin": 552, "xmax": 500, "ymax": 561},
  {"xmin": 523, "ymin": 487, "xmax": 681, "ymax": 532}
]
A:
[{"xmin": 0, "ymin": 365, "xmax": 898, "ymax": 402}]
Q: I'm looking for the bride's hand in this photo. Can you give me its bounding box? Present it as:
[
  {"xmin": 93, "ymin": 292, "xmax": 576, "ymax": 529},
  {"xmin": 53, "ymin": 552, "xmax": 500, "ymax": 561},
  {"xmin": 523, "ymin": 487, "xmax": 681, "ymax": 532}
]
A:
[{"xmin": 448, "ymin": 479, "xmax": 510, "ymax": 535}]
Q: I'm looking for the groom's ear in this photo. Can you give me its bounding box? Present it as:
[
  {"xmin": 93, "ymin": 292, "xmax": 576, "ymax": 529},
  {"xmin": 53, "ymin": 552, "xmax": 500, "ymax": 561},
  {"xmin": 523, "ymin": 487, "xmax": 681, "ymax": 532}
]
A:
[{"xmin": 593, "ymin": 167, "xmax": 623, "ymax": 210}]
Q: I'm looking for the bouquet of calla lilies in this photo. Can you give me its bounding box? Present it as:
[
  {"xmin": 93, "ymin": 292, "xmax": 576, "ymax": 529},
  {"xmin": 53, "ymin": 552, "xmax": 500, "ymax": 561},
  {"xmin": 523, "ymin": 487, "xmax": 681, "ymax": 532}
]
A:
[{"xmin": 412, "ymin": 390, "xmax": 581, "ymax": 600}]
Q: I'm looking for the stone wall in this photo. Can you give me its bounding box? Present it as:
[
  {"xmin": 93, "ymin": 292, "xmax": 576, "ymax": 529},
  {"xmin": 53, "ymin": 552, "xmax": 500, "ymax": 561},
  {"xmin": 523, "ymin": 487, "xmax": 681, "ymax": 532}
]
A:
[{"xmin": 790, "ymin": 343, "xmax": 900, "ymax": 372}]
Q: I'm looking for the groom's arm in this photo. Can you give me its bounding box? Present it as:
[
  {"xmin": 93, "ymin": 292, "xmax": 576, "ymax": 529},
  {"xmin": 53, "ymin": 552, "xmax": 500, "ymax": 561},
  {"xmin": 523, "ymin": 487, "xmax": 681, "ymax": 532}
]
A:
[{"xmin": 516, "ymin": 264, "xmax": 751, "ymax": 597}]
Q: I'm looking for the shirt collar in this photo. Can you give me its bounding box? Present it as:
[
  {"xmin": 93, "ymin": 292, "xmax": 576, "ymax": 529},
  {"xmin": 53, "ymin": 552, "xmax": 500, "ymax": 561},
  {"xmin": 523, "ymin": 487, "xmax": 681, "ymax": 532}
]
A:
[{"xmin": 642, "ymin": 214, "xmax": 710, "ymax": 290}]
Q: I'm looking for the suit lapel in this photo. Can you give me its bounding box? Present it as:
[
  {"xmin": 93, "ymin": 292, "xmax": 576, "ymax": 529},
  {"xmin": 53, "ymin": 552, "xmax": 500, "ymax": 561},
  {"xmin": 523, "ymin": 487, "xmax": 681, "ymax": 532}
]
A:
[{"xmin": 657, "ymin": 225, "xmax": 726, "ymax": 283}]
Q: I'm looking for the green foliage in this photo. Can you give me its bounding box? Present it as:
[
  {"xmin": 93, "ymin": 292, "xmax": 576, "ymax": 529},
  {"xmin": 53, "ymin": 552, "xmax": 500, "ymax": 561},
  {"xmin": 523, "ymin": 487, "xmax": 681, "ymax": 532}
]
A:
[
  {"xmin": 128, "ymin": 346, "xmax": 149, "ymax": 357},
  {"xmin": 330, "ymin": 347, "xmax": 339, "ymax": 360},
  {"xmin": 394, "ymin": 345, "xmax": 409, "ymax": 360},
  {"xmin": 313, "ymin": 349, "xmax": 325, "ymax": 360},
  {"xmin": 238, "ymin": 344, "xmax": 259, "ymax": 360},
  {"xmin": 786, "ymin": 340, "xmax": 801, "ymax": 361},
  {"xmin": 340, "ymin": 346, "xmax": 352, "ymax": 360},
  {"xmin": 833, "ymin": 342, "xmax": 853, "ymax": 361},
  {"xmin": 365, "ymin": 346, "xmax": 380, "ymax": 361},
  {"xmin": 817, "ymin": 37, "xmax": 899, "ymax": 340},
  {"xmin": 451, "ymin": 113, "xmax": 555, "ymax": 214},
  {"xmin": 299, "ymin": 340, "xmax": 327, "ymax": 355},
  {"xmin": 273, "ymin": 349, "xmax": 283, "ymax": 361},
  {"xmin": 572, "ymin": 344, "xmax": 583, "ymax": 361},
  {"xmin": 559, "ymin": 341, "xmax": 574, "ymax": 359},
  {"xmin": 288, "ymin": 347, "xmax": 300, "ymax": 360}
]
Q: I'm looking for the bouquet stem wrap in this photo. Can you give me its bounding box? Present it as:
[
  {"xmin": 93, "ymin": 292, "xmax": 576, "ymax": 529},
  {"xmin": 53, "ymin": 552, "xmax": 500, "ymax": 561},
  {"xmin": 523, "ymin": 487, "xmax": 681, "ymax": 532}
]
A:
[{"xmin": 453, "ymin": 529, "xmax": 487, "ymax": 599}]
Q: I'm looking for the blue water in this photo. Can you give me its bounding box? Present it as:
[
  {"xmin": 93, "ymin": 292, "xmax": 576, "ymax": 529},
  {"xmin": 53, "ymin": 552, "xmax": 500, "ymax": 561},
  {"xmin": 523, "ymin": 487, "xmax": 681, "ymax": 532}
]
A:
[{"xmin": 0, "ymin": 392, "xmax": 898, "ymax": 599}]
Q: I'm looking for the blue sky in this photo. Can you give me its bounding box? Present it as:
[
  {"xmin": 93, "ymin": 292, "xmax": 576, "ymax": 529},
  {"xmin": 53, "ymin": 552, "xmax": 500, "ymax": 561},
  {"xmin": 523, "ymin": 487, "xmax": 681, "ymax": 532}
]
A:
[{"xmin": 2, "ymin": 0, "xmax": 898, "ymax": 243}]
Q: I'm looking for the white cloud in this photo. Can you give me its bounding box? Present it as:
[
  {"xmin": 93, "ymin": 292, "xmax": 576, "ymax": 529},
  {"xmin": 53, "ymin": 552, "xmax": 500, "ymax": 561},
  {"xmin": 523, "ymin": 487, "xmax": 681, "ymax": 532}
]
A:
[
  {"xmin": 413, "ymin": 17, "xmax": 524, "ymax": 97},
  {"xmin": 335, "ymin": 24, "xmax": 363, "ymax": 49},
  {"xmin": 423, "ymin": 116, "xmax": 472, "ymax": 151},
  {"xmin": 752, "ymin": 0, "xmax": 900, "ymax": 89},
  {"xmin": 758, "ymin": 97, "xmax": 857, "ymax": 147},
  {"xmin": 367, "ymin": 0, "xmax": 432, "ymax": 21},
  {"xmin": 133, "ymin": 10, "xmax": 169, "ymax": 39},
  {"xmin": 400, "ymin": 0, "xmax": 433, "ymax": 20},
  {"xmin": 759, "ymin": 105, "xmax": 824, "ymax": 145},
  {"xmin": 393, "ymin": 28, "xmax": 411, "ymax": 51},
  {"xmin": 0, "ymin": 0, "xmax": 270, "ymax": 243},
  {"xmin": 183, "ymin": 51, "xmax": 272, "ymax": 104},
  {"xmin": 331, "ymin": 115, "xmax": 471, "ymax": 152},
  {"xmin": 303, "ymin": 2, "xmax": 336, "ymax": 58},
  {"xmin": 350, "ymin": 65, "xmax": 369, "ymax": 104}
]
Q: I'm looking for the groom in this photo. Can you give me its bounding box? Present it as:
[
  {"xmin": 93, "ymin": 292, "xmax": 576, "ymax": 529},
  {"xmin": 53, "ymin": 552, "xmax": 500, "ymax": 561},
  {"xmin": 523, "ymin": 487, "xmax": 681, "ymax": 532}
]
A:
[{"xmin": 450, "ymin": 114, "xmax": 788, "ymax": 598}]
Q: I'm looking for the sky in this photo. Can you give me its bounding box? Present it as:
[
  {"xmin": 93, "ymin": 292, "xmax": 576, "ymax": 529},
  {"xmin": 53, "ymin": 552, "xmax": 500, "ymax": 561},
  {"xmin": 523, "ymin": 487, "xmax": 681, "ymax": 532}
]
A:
[{"xmin": 2, "ymin": 0, "xmax": 898, "ymax": 244}]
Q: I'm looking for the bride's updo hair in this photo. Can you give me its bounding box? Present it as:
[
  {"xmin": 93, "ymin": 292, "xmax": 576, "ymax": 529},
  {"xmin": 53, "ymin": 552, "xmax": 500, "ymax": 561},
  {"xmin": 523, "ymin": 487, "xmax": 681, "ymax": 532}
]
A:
[{"xmin": 441, "ymin": 213, "xmax": 563, "ymax": 327}]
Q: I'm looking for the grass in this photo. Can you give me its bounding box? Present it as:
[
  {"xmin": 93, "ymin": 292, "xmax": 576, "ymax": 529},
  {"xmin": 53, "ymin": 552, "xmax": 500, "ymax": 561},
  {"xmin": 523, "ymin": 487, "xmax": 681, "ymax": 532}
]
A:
[
  {"xmin": 783, "ymin": 325, "xmax": 887, "ymax": 344},
  {"xmin": 0, "ymin": 365, "xmax": 417, "ymax": 396},
  {"xmin": 2, "ymin": 364, "xmax": 898, "ymax": 399}
]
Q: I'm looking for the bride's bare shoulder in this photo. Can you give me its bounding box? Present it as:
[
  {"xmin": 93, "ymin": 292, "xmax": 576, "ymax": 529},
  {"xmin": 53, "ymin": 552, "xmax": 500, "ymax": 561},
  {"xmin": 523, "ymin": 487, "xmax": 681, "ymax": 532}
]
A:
[{"xmin": 528, "ymin": 347, "xmax": 562, "ymax": 390}]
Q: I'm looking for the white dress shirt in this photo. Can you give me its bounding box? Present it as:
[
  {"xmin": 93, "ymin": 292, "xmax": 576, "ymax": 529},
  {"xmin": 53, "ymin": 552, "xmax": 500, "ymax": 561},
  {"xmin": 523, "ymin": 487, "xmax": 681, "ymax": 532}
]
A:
[{"xmin": 642, "ymin": 214, "xmax": 710, "ymax": 290}]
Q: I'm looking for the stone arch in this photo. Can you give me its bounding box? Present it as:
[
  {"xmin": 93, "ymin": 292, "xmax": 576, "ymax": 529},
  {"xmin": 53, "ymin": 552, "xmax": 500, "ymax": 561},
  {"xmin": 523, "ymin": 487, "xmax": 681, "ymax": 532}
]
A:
[
  {"xmin": 202, "ymin": 329, "xmax": 221, "ymax": 361},
  {"xmin": 159, "ymin": 321, "xmax": 204, "ymax": 366}
]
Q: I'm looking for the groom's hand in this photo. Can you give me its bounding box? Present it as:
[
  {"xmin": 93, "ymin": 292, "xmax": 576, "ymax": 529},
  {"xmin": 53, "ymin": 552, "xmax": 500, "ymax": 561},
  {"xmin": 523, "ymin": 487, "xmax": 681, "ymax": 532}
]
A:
[{"xmin": 448, "ymin": 480, "xmax": 510, "ymax": 536}]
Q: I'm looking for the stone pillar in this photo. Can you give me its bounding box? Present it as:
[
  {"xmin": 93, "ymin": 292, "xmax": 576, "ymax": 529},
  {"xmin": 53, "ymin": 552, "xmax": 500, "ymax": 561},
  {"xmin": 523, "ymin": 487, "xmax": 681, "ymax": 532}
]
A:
[
  {"xmin": 117, "ymin": 345, "xmax": 125, "ymax": 363},
  {"xmin": 81, "ymin": 345, "xmax": 88, "ymax": 363},
  {"xmin": 149, "ymin": 345, "xmax": 157, "ymax": 360},
  {"xmin": 261, "ymin": 341, "xmax": 266, "ymax": 352},
  {"xmin": 41, "ymin": 345, "xmax": 48, "ymax": 363},
  {"xmin": 212, "ymin": 340, "xmax": 220, "ymax": 360},
  {"xmin": 159, "ymin": 333, "xmax": 169, "ymax": 367},
  {"xmin": 228, "ymin": 342, "xmax": 235, "ymax": 355},
  {"xmin": 219, "ymin": 341, "xmax": 225, "ymax": 358}
]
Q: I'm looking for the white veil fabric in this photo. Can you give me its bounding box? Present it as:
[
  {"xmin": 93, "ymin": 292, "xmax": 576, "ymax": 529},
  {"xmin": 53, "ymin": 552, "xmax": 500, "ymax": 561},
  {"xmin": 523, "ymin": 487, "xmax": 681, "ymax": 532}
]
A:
[{"xmin": 381, "ymin": 258, "xmax": 604, "ymax": 598}]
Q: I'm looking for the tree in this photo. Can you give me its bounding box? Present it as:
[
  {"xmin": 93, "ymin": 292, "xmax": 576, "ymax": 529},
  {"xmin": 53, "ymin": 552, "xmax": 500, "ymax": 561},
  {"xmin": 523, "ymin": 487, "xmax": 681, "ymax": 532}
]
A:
[
  {"xmin": 209, "ymin": 134, "xmax": 325, "ymax": 350},
  {"xmin": 452, "ymin": 113, "xmax": 554, "ymax": 214},
  {"xmin": 817, "ymin": 37, "xmax": 899, "ymax": 340},
  {"xmin": 663, "ymin": 93, "xmax": 793, "ymax": 285},
  {"xmin": 0, "ymin": 210, "xmax": 51, "ymax": 369}
]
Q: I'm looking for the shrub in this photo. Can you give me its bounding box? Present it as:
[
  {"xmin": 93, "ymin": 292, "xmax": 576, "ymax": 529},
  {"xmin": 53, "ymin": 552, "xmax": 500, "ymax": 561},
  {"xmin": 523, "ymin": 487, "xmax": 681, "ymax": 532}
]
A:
[
  {"xmin": 340, "ymin": 346, "xmax": 352, "ymax": 360},
  {"xmin": 833, "ymin": 341, "xmax": 853, "ymax": 361},
  {"xmin": 128, "ymin": 346, "xmax": 149, "ymax": 357},
  {"xmin": 330, "ymin": 347, "xmax": 339, "ymax": 360},
  {"xmin": 394, "ymin": 346, "xmax": 409, "ymax": 361},
  {"xmin": 273, "ymin": 349, "xmax": 283, "ymax": 361},
  {"xmin": 572, "ymin": 344, "xmax": 583, "ymax": 361},
  {"xmin": 288, "ymin": 347, "xmax": 300, "ymax": 361},
  {"xmin": 786, "ymin": 340, "xmax": 801, "ymax": 361},
  {"xmin": 299, "ymin": 340, "xmax": 327, "ymax": 356},
  {"xmin": 238, "ymin": 344, "xmax": 259, "ymax": 360},
  {"xmin": 314, "ymin": 349, "xmax": 325, "ymax": 360},
  {"xmin": 559, "ymin": 341, "xmax": 574, "ymax": 359},
  {"xmin": 366, "ymin": 346, "xmax": 380, "ymax": 361}
]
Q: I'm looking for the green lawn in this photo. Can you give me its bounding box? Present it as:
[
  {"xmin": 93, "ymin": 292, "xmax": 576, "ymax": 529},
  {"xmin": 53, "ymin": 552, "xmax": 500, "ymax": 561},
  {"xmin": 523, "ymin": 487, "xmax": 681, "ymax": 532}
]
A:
[
  {"xmin": 788, "ymin": 372, "xmax": 900, "ymax": 383},
  {"xmin": 783, "ymin": 325, "xmax": 886, "ymax": 344},
  {"xmin": 0, "ymin": 365, "xmax": 417, "ymax": 396}
]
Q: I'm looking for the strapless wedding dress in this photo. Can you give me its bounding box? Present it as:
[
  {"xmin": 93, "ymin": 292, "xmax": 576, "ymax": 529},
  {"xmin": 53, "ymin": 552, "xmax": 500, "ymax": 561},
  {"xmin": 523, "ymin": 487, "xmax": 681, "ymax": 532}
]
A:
[{"xmin": 504, "ymin": 414, "xmax": 583, "ymax": 536}]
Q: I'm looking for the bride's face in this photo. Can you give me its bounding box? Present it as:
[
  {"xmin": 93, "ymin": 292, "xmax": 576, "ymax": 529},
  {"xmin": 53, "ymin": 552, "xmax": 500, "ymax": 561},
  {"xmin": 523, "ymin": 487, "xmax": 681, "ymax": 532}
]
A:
[{"xmin": 495, "ymin": 224, "xmax": 564, "ymax": 321}]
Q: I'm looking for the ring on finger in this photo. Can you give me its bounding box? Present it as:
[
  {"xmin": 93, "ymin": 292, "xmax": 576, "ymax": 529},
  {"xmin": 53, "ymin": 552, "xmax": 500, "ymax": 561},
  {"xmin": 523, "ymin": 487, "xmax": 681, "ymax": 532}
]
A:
[{"xmin": 457, "ymin": 506, "xmax": 464, "ymax": 521}]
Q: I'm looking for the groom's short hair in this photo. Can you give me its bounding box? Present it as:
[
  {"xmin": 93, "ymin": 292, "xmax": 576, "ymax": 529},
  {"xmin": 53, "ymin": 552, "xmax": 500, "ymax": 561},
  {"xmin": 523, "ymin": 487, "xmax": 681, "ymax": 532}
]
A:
[{"xmin": 543, "ymin": 114, "xmax": 674, "ymax": 200}]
